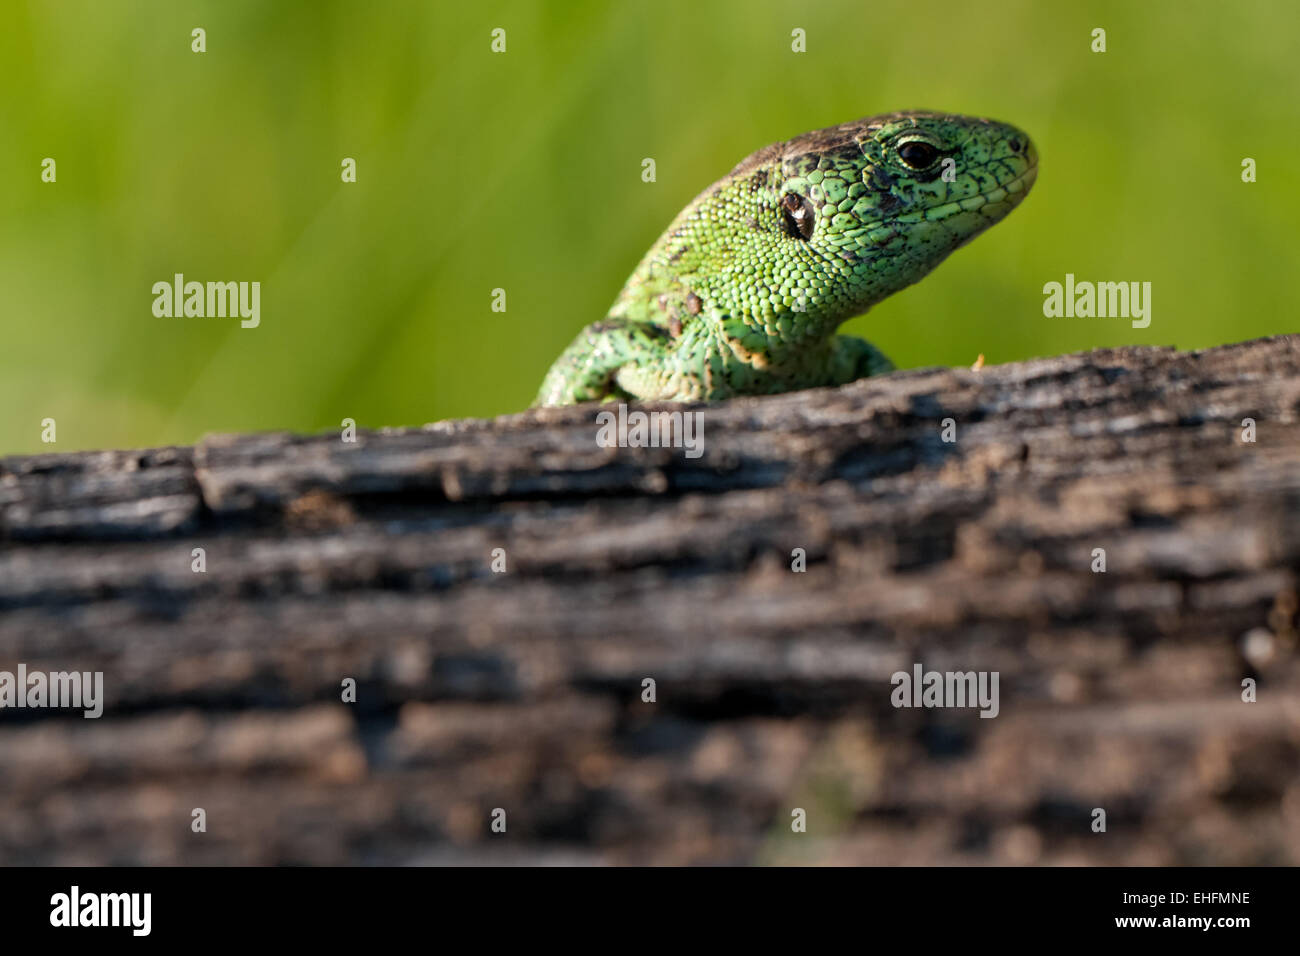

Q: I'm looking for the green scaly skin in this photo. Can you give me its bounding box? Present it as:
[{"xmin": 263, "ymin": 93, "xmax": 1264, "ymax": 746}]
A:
[{"xmin": 534, "ymin": 110, "xmax": 1037, "ymax": 407}]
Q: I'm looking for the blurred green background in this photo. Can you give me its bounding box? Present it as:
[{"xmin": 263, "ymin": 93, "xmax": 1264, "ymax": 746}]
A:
[{"xmin": 2, "ymin": 0, "xmax": 1296, "ymax": 454}]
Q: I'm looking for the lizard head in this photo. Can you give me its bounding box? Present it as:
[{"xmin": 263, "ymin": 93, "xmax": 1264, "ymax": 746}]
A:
[
  {"xmin": 637, "ymin": 111, "xmax": 1037, "ymax": 339},
  {"xmin": 756, "ymin": 110, "xmax": 1038, "ymax": 326}
]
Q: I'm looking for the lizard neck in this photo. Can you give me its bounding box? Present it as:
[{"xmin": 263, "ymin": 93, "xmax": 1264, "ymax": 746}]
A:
[{"xmin": 609, "ymin": 254, "xmax": 870, "ymax": 361}]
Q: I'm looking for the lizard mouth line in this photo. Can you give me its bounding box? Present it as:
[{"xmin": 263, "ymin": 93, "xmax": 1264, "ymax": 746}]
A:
[
  {"xmin": 869, "ymin": 161, "xmax": 1039, "ymax": 230},
  {"xmin": 926, "ymin": 160, "xmax": 1038, "ymax": 222}
]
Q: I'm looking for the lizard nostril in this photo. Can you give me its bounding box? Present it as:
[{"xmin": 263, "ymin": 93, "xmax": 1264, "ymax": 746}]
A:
[{"xmin": 1008, "ymin": 138, "xmax": 1023, "ymax": 154}]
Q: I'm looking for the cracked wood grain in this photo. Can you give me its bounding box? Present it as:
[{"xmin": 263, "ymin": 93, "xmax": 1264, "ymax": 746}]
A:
[{"xmin": 1, "ymin": 335, "xmax": 1298, "ymax": 864}]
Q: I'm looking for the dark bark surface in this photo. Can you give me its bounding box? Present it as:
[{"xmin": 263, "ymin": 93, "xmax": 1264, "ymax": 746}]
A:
[{"xmin": 2, "ymin": 335, "xmax": 1298, "ymax": 865}]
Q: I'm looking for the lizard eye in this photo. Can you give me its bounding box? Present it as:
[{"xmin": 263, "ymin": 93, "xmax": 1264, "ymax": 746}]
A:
[
  {"xmin": 897, "ymin": 140, "xmax": 940, "ymax": 170},
  {"xmin": 779, "ymin": 192, "xmax": 815, "ymax": 241}
]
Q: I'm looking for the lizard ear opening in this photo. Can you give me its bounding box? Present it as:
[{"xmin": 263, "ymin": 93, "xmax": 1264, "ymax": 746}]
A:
[{"xmin": 780, "ymin": 192, "xmax": 815, "ymax": 241}]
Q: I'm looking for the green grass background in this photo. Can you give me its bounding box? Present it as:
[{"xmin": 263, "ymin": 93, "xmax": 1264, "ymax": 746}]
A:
[{"xmin": 2, "ymin": 0, "xmax": 1296, "ymax": 453}]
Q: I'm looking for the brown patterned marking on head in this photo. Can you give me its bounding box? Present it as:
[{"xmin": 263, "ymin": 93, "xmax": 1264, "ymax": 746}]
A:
[{"xmin": 725, "ymin": 111, "xmax": 964, "ymax": 180}]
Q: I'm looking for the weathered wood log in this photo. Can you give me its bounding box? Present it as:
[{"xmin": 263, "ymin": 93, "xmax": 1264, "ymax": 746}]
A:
[{"xmin": 1, "ymin": 335, "xmax": 1298, "ymax": 865}]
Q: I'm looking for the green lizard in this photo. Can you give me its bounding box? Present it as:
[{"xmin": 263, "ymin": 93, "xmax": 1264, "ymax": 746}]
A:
[{"xmin": 534, "ymin": 110, "xmax": 1036, "ymax": 407}]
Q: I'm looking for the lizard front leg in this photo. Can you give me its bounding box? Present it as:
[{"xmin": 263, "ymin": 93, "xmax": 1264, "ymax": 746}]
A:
[
  {"xmin": 533, "ymin": 319, "xmax": 671, "ymax": 407},
  {"xmin": 824, "ymin": 334, "xmax": 895, "ymax": 386}
]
